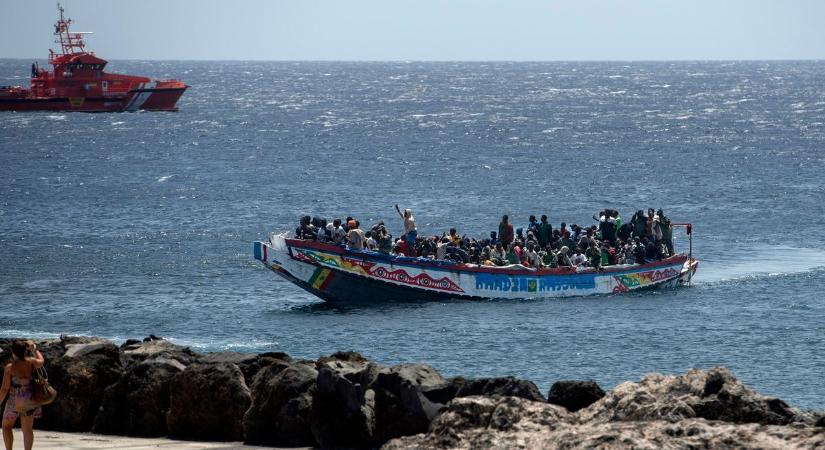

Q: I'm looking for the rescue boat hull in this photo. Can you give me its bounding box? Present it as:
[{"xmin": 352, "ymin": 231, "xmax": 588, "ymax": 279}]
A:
[
  {"xmin": 0, "ymin": 87, "xmax": 186, "ymax": 112},
  {"xmin": 253, "ymin": 235, "xmax": 698, "ymax": 304}
]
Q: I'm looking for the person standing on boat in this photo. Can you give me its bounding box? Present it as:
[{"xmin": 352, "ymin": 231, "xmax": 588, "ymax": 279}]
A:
[
  {"xmin": 658, "ymin": 209, "xmax": 674, "ymax": 256},
  {"xmin": 498, "ymin": 215, "xmax": 514, "ymax": 248},
  {"xmin": 631, "ymin": 210, "xmax": 646, "ymax": 239},
  {"xmin": 538, "ymin": 215, "xmax": 552, "ymax": 248},
  {"xmin": 395, "ymin": 205, "xmax": 417, "ymax": 255},
  {"xmin": 527, "ymin": 216, "xmax": 540, "ymax": 240}
]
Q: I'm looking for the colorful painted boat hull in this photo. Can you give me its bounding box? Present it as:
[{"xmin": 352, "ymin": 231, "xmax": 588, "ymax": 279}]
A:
[{"xmin": 253, "ymin": 235, "xmax": 698, "ymax": 303}]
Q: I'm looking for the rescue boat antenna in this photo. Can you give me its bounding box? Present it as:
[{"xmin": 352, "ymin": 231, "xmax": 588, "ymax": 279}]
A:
[{"xmin": 52, "ymin": 3, "xmax": 92, "ymax": 58}]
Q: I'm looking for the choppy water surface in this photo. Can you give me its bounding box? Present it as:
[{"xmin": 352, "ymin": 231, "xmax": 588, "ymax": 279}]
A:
[{"xmin": 1, "ymin": 60, "xmax": 824, "ymax": 409}]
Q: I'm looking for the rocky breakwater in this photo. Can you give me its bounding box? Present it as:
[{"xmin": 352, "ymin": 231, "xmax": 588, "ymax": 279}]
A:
[
  {"xmin": 1, "ymin": 336, "xmax": 823, "ymax": 449},
  {"xmin": 385, "ymin": 369, "xmax": 825, "ymax": 449}
]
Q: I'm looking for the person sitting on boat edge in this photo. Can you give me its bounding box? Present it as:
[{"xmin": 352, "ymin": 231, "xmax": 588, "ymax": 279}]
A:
[
  {"xmin": 345, "ymin": 220, "xmax": 366, "ymax": 250},
  {"xmin": 490, "ymin": 243, "xmax": 507, "ymax": 266},
  {"xmin": 295, "ymin": 215, "xmax": 316, "ymax": 240},
  {"xmin": 505, "ymin": 242, "xmax": 521, "ymax": 265},
  {"xmin": 448, "ymin": 228, "xmax": 461, "ymax": 246},
  {"xmin": 329, "ymin": 219, "xmax": 346, "ymax": 245},
  {"xmin": 556, "ymin": 246, "xmax": 573, "ymax": 267},
  {"xmin": 314, "ymin": 218, "xmax": 329, "ymax": 243},
  {"xmin": 571, "ymin": 248, "xmax": 587, "ymax": 267},
  {"xmin": 525, "ymin": 242, "xmax": 541, "ymax": 268},
  {"xmin": 586, "ymin": 241, "xmax": 602, "ymax": 270}
]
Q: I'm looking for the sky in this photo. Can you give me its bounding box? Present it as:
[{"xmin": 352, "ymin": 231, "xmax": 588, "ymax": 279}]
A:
[{"xmin": 1, "ymin": 0, "xmax": 824, "ymax": 61}]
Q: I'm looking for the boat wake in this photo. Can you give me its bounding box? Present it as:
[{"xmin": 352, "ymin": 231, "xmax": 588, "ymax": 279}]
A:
[{"xmin": 696, "ymin": 245, "xmax": 825, "ymax": 283}]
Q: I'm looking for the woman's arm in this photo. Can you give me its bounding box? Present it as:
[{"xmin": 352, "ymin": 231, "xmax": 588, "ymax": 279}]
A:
[
  {"xmin": 0, "ymin": 364, "xmax": 11, "ymax": 404},
  {"xmin": 27, "ymin": 342, "xmax": 45, "ymax": 369},
  {"xmin": 395, "ymin": 204, "xmax": 404, "ymax": 218},
  {"xmin": 29, "ymin": 350, "xmax": 45, "ymax": 369}
]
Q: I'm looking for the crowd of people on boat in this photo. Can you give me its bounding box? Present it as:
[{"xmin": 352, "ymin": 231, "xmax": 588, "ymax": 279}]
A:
[{"xmin": 294, "ymin": 205, "xmax": 677, "ymax": 269}]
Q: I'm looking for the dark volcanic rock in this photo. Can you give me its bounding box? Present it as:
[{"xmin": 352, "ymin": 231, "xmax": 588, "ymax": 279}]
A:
[
  {"xmin": 199, "ymin": 351, "xmax": 292, "ymax": 386},
  {"xmin": 243, "ymin": 361, "xmax": 317, "ymax": 446},
  {"xmin": 38, "ymin": 338, "xmax": 123, "ymax": 431},
  {"xmin": 309, "ymin": 353, "xmax": 379, "ymax": 448},
  {"xmin": 166, "ymin": 362, "xmax": 251, "ymax": 441},
  {"xmin": 93, "ymin": 357, "xmax": 186, "ymax": 436},
  {"xmin": 372, "ymin": 364, "xmax": 451, "ymax": 445},
  {"xmin": 547, "ymin": 380, "xmax": 606, "ymax": 412},
  {"xmin": 456, "ymin": 376, "xmax": 545, "ymax": 403}
]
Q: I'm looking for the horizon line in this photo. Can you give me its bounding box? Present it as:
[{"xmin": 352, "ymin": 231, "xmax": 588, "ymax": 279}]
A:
[{"xmin": 1, "ymin": 57, "xmax": 824, "ymax": 63}]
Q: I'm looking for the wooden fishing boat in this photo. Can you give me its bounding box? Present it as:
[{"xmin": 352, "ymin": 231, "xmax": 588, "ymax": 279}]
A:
[{"xmin": 253, "ymin": 229, "xmax": 698, "ymax": 303}]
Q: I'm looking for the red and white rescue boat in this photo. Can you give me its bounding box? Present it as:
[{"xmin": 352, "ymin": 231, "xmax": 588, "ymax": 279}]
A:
[{"xmin": 0, "ymin": 5, "xmax": 187, "ymax": 112}]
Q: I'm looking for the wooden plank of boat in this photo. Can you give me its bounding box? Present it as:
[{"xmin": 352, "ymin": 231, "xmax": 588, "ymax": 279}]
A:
[{"xmin": 253, "ymin": 234, "xmax": 699, "ymax": 303}]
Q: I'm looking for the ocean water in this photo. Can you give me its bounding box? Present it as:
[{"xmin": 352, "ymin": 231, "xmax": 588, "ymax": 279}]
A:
[{"xmin": 1, "ymin": 60, "xmax": 824, "ymax": 409}]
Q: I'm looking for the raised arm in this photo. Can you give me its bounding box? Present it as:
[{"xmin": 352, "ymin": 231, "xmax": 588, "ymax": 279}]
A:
[
  {"xmin": 27, "ymin": 341, "xmax": 44, "ymax": 368},
  {"xmin": 395, "ymin": 204, "xmax": 403, "ymax": 219},
  {"xmin": 0, "ymin": 364, "xmax": 10, "ymax": 404}
]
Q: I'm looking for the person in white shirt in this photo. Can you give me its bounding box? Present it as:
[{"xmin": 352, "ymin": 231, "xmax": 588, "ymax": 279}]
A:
[
  {"xmin": 329, "ymin": 219, "xmax": 347, "ymax": 245},
  {"xmin": 571, "ymin": 249, "xmax": 587, "ymax": 267},
  {"xmin": 395, "ymin": 204, "xmax": 417, "ymax": 245},
  {"xmin": 526, "ymin": 243, "xmax": 542, "ymax": 268},
  {"xmin": 436, "ymin": 238, "xmax": 450, "ymax": 260}
]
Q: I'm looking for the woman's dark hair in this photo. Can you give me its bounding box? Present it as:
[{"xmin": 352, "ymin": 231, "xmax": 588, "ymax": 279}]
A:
[{"xmin": 11, "ymin": 340, "xmax": 28, "ymax": 360}]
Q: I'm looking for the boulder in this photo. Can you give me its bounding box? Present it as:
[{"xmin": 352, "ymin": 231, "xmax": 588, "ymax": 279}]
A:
[
  {"xmin": 119, "ymin": 338, "xmax": 198, "ymax": 369},
  {"xmin": 455, "ymin": 376, "xmax": 545, "ymax": 403},
  {"xmin": 37, "ymin": 338, "xmax": 123, "ymax": 431},
  {"xmin": 372, "ymin": 363, "xmax": 452, "ymax": 445},
  {"xmin": 547, "ymin": 380, "xmax": 606, "ymax": 412},
  {"xmin": 93, "ymin": 357, "xmax": 186, "ymax": 436},
  {"xmin": 382, "ymin": 395, "xmax": 569, "ymax": 450},
  {"xmin": 243, "ymin": 361, "xmax": 317, "ymax": 446},
  {"xmin": 199, "ymin": 351, "xmax": 292, "ymax": 385},
  {"xmin": 166, "ymin": 362, "xmax": 251, "ymax": 441},
  {"xmin": 309, "ymin": 352, "xmax": 380, "ymax": 448},
  {"xmin": 577, "ymin": 367, "xmax": 815, "ymax": 425}
]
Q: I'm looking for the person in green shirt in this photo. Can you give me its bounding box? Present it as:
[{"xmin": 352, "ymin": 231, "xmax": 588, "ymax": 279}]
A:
[
  {"xmin": 538, "ymin": 215, "xmax": 552, "ymax": 248},
  {"xmin": 506, "ymin": 243, "xmax": 520, "ymax": 265}
]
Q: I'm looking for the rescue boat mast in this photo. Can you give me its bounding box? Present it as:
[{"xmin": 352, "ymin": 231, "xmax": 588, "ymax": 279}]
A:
[{"xmin": 49, "ymin": 3, "xmax": 93, "ymax": 62}]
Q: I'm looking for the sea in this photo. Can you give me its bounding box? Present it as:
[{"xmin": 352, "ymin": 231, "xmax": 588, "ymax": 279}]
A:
[{"xmin": 1, "ymin": 60, "xmax": 824, "ymax": 410}]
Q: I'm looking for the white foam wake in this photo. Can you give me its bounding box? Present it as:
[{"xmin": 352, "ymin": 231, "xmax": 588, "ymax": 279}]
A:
[{"xmin": 697, "ymin": 246, "xmax": 825, "ymax": 283}]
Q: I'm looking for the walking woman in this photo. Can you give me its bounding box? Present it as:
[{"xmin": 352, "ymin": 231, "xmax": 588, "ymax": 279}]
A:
[{"xmin": 1, "ymin": 340, "xmax": 45, "ymax": 450}]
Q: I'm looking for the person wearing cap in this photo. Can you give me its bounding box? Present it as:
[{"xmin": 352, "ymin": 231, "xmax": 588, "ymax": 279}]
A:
[{"xmin": 345, "ymin": 220, "xmax": 366, "ymax": 250}]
